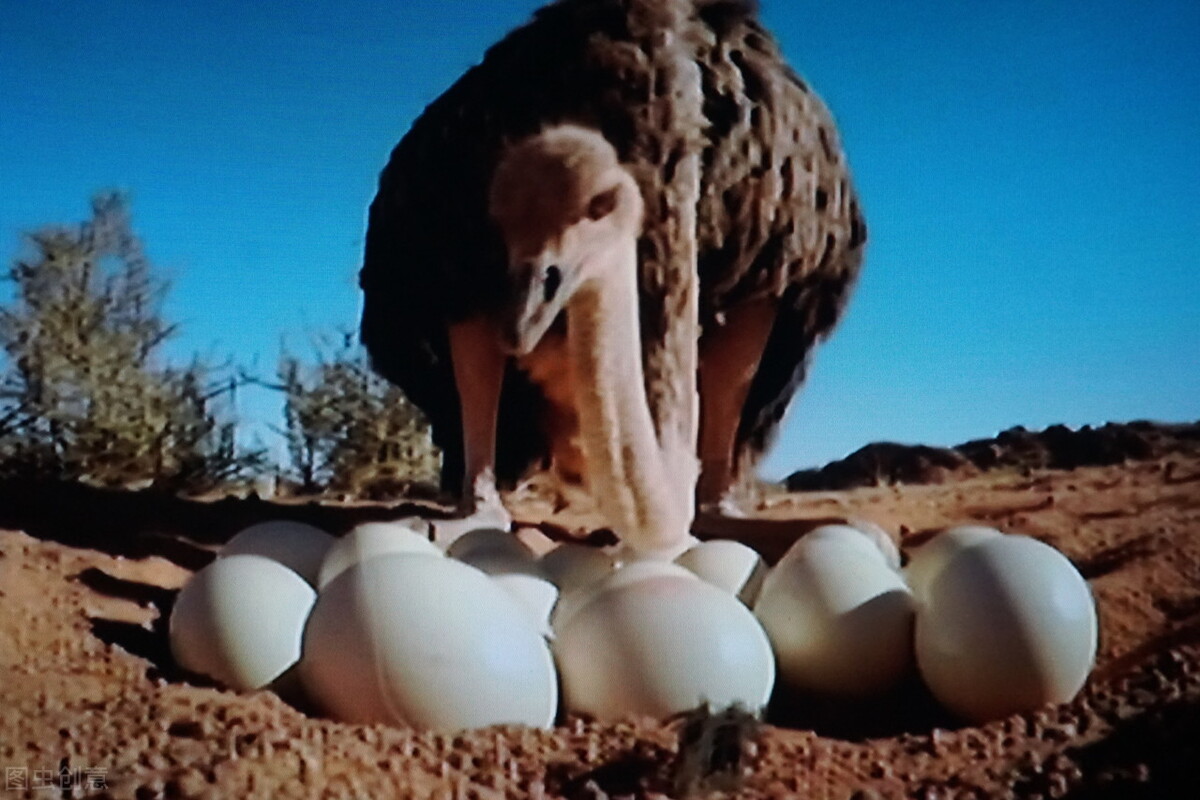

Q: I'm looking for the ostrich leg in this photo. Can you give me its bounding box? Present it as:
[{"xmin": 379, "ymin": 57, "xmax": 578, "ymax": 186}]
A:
[
  {"xmin": 433, "ymin": 315, "xmax": 511, "ymax": 543},
  {"xmin": 695, "ymin": 297, "xmax": 778, "ymax": 517}
]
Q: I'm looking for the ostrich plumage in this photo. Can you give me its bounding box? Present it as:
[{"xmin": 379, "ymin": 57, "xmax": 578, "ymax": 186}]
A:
[{"xmin": 360, "ymin": 0, "xmax": 866, "ymax": 499}]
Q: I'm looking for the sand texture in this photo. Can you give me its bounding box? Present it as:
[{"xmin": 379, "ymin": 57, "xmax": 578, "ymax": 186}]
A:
[{"xmin": 0, "ymin": 422, "xmax": 1197, "ymax": 799}]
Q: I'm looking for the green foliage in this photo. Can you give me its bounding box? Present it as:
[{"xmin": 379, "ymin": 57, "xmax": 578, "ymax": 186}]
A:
[
  {"xmin": 0, "ymin": 193, "xmax": 261, "ymax": 490},
  {"xmin": 276, "ymin": 331, "xmax": 440, "ymax": 497},
  {"xmin": 0, "ymin": 192, "xmax": 435, "ymax": 497}
]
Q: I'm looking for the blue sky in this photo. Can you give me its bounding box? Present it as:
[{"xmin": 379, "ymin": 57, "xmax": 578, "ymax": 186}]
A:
[{"xmin": 1, "ymin": 0, "xmax": 1197, "ymax": 478}]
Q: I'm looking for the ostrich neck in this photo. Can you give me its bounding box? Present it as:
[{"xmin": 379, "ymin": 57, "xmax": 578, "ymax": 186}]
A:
[{"xmin": 568, "ymin": 240, "xmax": 690, "ymax": 553}]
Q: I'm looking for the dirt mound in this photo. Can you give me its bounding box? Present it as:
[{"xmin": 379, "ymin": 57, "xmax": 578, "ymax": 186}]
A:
[
  {"xmin": 1, "ymin": 429, "xmax": 1198, "ymax": 798},
  {"xmin": 785, "ymin": 442, "xmax": 981, "ymax": 491},
  {"xmin": 786, "ymin": 420, "xmax": 1200, "ymax": 491}
]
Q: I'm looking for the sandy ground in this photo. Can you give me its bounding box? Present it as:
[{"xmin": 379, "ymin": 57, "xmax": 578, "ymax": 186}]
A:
[{"xmin": 0, "ymin": 424, "xmax": 1197, "ymax": 799}]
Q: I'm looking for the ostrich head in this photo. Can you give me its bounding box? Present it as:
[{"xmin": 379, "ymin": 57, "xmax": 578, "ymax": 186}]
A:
[{"xmin": 489, "ymin": 125, "xmax": 644, "ymax": 355}]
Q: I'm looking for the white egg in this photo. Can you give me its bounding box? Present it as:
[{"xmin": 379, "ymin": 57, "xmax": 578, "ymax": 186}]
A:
[
  {"xmin": 904, "ymin": 525, "xmax": 1003, "ymax": 599},
  {"xmin": 445, "ymin": 527, "xmax": 541, "ymax": 576},
  {"xmin": 300, "ymin": 554, "xmax": 557, "ymax": 732},
  {"xmin": 491, "ymin": 573, "xmax": 559, "ymax": 637},
  {"xmin": 845, "ymin": 517, "xmax": 902, "ymax": 570},
  {"xmin": 221, "ymin": 520, "xmax": 334, "ymax": 586},
  {"xmin": 317, "ymin": 521, "xmax": 440, "ymax": 589},
  {"xmin": 554, "ymin": 570, "xmax": 775, "ymax": 719},
  {"xmin": 539, "ymin": 542, "xmax": 616, "ymax": 592},
  {"xmin": 674, "ymin": 539, "xmax": 767, "ymax": 605},
  {"xmin": 790, "ymin": 524, "xmax": 897, "ymax": 568},
  {"xmin": 169, "ymin": 554, "xmax": 316, "ymax": 691},
  {"xmin": 915, "ymin": 534, "xmax": 1098, "ymax": 723},
  {"xmin": 613, "ymin": 533, "xmax": 701, "ymax": 563},
  {"xmin": 443, "ymin": 526, "xmax": 527, "ymax": 559},
  {"xmin": 551, "ymin": 559, "xmax": 698, "ymax": 634},
  {"xmin": 754, "ymin": 531, "xmax": 915, "ymax": 697}
]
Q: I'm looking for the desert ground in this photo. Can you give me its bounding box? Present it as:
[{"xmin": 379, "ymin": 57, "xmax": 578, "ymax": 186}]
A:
[{"xmin": 0, "ymin": 421, "xmax": 1197, "ymax": 799}]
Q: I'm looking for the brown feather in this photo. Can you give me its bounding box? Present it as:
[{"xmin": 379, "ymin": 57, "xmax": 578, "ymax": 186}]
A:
[{"xmin": 360, "ymin": 0, "xmax": 865, "ymax": 490}]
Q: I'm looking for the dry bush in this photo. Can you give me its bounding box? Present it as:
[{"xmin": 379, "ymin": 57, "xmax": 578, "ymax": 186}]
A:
[
  {"xmin": 0, "ymin": 193, "xmax": 261, "ymax": 490},
  {"xmin": 275, "ymin": 331, "xmax": 440, "ymax": 498}
]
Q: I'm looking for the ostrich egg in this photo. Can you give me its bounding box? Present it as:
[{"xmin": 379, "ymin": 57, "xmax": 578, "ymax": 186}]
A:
[
  {"xmin": 789, "ymin": 524, "xmax": 900, "ymax": 569},
  {"xmin": 553, "ymin": 566, "xmax": 775, "ymax": 719},
  {"xmin": 903, "ymin": 525, "xmax": 1003, "ymax": 599},
  {"xmin": 490, "ymin": 573, "xmax": 559, "ymax": 637},
  {"xmin": 551, "ymin": 559, "xmax": 697, "ymax": 634},
  {"xmin": 539, "ymin": 542, "xmax": 616, "ymax": 593},
  {"xmin": 444, "ymin": 527, "xmax": 557, "ymax": 631},
  {"xmin": 300, "ymin": 554, "xmax": 557, "ymax": 732},
  {"xmin": 915, "ymin": 534, "xmax": 1098, "ymax": 723},
  {"xmin": 754, "ymin": 528, "xmax": 915, "ymax": 696},
  {"xmin": 674, "ymin": 539, "xmax": 767, "ymax": 605},
  {"xmin": 445, "ymin": 527, "xmax": 541, "ymax": 576},
  {"xmin": 221, "ymin": 520, "xmax": 334, "ymax": 586},
  {"xmin": 317, "ymin": 521, "xmax": 440, "ymax": 589},
  {"xmin": 845, "ymin": 518, "xmax": 902, "ymax": 570},
  {"xmin": 169, "ymin": 554, "xmax": 316, "ymax": 691}
]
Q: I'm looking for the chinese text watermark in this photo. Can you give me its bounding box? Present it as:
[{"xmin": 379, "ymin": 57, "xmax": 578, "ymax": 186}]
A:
[{"xmin": 5, "ymin": 766, "xmax": 107, "ymax": 792}]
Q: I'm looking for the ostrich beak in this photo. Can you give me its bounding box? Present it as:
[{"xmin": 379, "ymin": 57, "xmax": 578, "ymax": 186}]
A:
[{"xmin": 504, "ymin": 257, "xmax": 572, "ymax": 355}]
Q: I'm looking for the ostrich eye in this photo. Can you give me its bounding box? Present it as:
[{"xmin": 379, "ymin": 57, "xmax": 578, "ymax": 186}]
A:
[
  {"xmin": 586, "ymin": 187, "xmax": 619, "ymax": 220},
  {"xmin": 543, "ymin": 265, "xmax": 562, "ymax": 303}
]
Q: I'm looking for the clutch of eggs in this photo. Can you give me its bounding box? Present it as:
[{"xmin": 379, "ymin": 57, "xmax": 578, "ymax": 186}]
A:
[
  {"xmin": 169, "ymin": 517, "xmax": 1098, "ymax": 731},
  {"xmin": 170, "ymin": 519, "xmax": 558, "ymax": 733},
  {"xmin": 171, "ymin": 522, "xmax": 777, "ymax": 728},
  {"xmin": 170, "ymin": 519, "xmax": 333, "ymax": 693},
  {"xmin": 751, "ymin": 522, "xmax": 1097, "ymax": 720},
  {"xmin": 301, "ymin": 553, "xmax": 558, "ymax": 731}
]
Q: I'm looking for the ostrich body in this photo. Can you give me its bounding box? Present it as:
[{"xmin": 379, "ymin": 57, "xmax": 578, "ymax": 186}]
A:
[{"xmin": 360, "ymin": 0, "xmax": 866, "ymax": 537}]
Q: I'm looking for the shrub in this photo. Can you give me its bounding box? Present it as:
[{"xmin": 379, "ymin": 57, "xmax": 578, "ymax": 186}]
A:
[
  {"xmin": 0, "ymin": 193, "xmax": 260, "ymax": 490},
  {"xmin": 276, "ymin": 331, "xmax": 440, "ymax": 497}
]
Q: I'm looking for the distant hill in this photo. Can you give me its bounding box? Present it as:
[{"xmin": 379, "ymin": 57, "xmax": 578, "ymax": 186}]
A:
[{"xmin": 785, "ymin": 420, "xmax": 1200, "ymax": 491}]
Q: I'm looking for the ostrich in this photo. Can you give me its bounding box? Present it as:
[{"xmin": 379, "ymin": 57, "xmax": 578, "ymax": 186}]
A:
[{"xmin": 360, "ymin": 0, "xmax": 866, "ymax": 544}]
